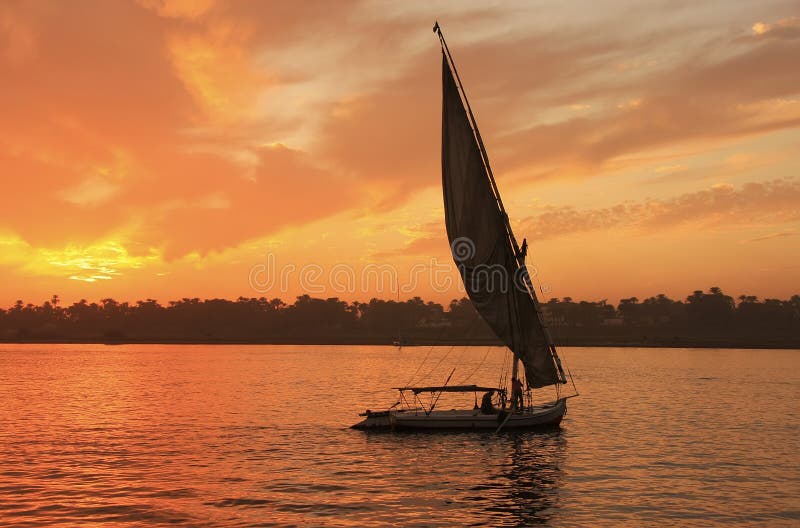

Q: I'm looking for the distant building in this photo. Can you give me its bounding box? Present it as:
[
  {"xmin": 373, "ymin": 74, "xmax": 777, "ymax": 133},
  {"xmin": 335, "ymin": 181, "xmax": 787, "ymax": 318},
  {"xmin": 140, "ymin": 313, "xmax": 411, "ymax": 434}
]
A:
[
  {"xmin": 416, "ymin": 317, "xmax": 452, "ymax": 328},
  {"xmin": 539, "ymin": 305, "xmax": 566, "ymax": 328}
]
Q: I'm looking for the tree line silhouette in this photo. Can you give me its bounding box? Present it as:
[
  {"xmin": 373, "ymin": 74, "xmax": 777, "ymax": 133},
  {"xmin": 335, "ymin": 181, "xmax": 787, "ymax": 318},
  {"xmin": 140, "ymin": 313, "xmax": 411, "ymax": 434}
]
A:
[{"xmin": 1, "ymin": 287, "xmax": 798, "ymax": 347}]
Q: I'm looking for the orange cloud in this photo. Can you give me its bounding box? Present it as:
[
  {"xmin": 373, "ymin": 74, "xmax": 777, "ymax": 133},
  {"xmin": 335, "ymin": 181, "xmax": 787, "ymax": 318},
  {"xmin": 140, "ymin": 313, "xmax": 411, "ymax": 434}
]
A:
[
  {"xmin": 497, "ymin": 38, "xmax": 800, "ymax": 178},
  {"xmin": 745, "ymin": 231, "xmax": 795, "ymax": 243},
  {"xmin": 519, "ymin": 179, "xmax": 800, "ymax": 238},
  {"xmin": 751, "ymin": 16, "xmax": 800, "ymax": 40},
  {"xmin": 128, "ymin": 143, "xmax": 359, "ymax": 259},
  {"xmin": 385, "ymin": 178, "xmax": 800, "ymax": 257}
]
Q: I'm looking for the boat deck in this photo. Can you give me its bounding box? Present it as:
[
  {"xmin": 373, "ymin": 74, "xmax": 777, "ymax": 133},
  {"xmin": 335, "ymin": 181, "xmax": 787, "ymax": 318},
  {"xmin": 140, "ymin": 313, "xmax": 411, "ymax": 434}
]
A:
[{"xmin": 352, "ymin": 400, "xmax": 566, "ymax": 431}]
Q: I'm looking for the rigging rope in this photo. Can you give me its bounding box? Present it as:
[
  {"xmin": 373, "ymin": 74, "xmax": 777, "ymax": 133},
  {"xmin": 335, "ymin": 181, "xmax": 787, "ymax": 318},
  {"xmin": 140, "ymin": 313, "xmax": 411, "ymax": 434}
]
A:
[
  {"xmin": 403, "ymin": 342, "xmax": 436, "ymax": 388},
  {"xmin": 449, "ymin": 342, "xmax": 473, "ymax": 380},
  {"xmin": 458, "ymin": 345, "xmax": 492, "ymax": 385},
  {"xmin": 417, "ymin": 343, "xmax": 457, "ymax": 385},
  {"xmin": 408, "ymin": 306, "xmax": 485, "ymax": 386}
]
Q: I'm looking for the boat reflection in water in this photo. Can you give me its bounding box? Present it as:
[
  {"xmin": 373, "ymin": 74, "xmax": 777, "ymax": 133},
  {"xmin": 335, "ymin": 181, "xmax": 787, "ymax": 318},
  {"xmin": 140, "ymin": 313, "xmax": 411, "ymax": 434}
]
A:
[
  {"xmin": 355, "ymin": 428, "xmax": 566, "ymax": 526},
  {"xmin": 467, "ymin": 431, "xmax": 567, "ymax": 526}
]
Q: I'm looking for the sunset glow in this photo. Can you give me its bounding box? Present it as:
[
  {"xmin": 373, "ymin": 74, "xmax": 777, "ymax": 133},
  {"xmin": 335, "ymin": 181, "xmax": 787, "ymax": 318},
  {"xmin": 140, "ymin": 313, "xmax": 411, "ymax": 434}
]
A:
[{"xmin": 1, "ymin": 1, "xmax": 798, "ymax": 306}]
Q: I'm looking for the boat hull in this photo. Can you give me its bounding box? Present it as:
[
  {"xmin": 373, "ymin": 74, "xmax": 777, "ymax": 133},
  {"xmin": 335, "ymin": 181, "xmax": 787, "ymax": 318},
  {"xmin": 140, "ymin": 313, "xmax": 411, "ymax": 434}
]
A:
[{"xmin": 352, "ymin": 399, "xmax": 566, "ymax": 431}]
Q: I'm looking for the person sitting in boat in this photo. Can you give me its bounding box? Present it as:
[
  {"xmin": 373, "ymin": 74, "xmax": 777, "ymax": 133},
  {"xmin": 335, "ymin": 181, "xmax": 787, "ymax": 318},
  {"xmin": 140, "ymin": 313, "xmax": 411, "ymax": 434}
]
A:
[
  {"xmin": 511, "ymin": 377, "xmax": 524, "ymax": 411},
  {"xmin": 480, "ymin": 390, "xmax": 496, "ymax": 414}
]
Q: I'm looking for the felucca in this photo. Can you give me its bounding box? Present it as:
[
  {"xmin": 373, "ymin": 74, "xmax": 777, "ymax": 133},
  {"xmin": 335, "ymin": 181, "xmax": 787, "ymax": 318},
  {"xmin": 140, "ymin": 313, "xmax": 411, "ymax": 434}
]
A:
[{"xmin": 353, "ymin": 23, "xmax": 577, "ymax": 432}]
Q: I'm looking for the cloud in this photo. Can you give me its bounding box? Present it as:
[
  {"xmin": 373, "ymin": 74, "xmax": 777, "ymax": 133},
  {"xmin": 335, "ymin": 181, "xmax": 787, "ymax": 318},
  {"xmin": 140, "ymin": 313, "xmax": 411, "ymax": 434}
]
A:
[
  {"xmin": 137, "ymin": 0, "xmax": 216, "ymax": 19},
  {"xmin": 645, "ymin": 149, "xmax": 789, "ymax": 185},
  {"xmin": 59, "ymin": 175, "xmax": 121, "ymax": 207},
  {"xmin": 0, "ymin": 4, "xmax": 38, "ymax": 64},
  {"xmin": 165, "ymin": 20, "xmax": 270, "ymax": 124},
  {"xmin": 1, "ymin": 0, "xmax": 799, "ymax": 302},
  {"xmin": 0, "ymin": 1, "xmax": 363, "ymax": 257},
  {"xmin": 377, "ymin": 178, "xmax": 800, "ymax": 258},
  {"xmin": 498, "ymin": 37, "xmax": 800, "ymax": 177},
  {"xmin": 745, "ymin": 231, "xmax": 795, "ymax": 243},
  {"xmin": 315, "ymin": 7, "xmax": 800, "ymax": 207},
  {"xmin": 125, "ymin": 143, "xmax": 358, "ymax": 259},
  {"xmin": 314, "ymin": 16, "xmax": 681, "ymax": 209},
  {"xmin": 371, "ymin": 221, "xmax": 448, "ymax": 260},
  {"xmin": 520, "ymin": 178, "xmax": 800, "ymax": 239},
  {"xmin": 751, "ymin": 16, "xmax": 800, "ymax": 40},
  {"xmin": 317, "ymin": 60, "xmax": 440, "ymax": 210},
  {"xmin": 0, "ymin": 233, "xmax": 160, "ymax": 283}
]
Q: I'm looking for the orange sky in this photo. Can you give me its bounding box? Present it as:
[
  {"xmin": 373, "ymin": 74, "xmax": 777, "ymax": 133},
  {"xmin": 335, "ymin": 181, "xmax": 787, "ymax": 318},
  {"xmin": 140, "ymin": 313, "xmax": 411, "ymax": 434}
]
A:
[{"xmin": 1, "ymin": 0, "xmax": 798, "ymax": 307}]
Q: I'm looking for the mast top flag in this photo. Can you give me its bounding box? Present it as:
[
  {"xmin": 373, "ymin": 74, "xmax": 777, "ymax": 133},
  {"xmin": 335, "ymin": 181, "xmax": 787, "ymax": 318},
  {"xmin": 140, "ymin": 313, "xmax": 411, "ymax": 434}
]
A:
[{"xmin": 435, "ymin": 22, "xmax": 567, "ymax": 389}]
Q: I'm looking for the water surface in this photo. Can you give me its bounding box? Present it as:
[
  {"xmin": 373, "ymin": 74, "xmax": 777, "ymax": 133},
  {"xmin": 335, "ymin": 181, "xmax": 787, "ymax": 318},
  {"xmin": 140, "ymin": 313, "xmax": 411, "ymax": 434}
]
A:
[{"xmin": 0, "ymin": 345, "xmax": 797, "ymax": 526}]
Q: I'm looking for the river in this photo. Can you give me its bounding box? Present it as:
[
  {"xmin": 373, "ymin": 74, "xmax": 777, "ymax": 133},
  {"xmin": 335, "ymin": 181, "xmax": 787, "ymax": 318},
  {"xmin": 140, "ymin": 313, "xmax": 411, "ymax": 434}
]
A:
[{"xmin": 0, "ymin": 344, "xmax": 797, "ymax": 527}]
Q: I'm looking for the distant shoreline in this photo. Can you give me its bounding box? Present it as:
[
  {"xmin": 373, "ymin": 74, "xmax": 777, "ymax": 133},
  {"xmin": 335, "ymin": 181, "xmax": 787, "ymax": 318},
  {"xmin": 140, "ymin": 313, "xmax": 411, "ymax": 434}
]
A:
[
  {"xmin": 1, "ymin": 337, "xmax": 797, "ymax": 349},
  {"xmin": 4, "ymin": 290, "xmax": 797, "ymax": 351}
]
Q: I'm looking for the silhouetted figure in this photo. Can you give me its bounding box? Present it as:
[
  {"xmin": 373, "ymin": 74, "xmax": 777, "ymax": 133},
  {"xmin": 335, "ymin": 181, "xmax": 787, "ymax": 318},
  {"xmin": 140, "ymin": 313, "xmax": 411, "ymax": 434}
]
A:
[
  {"xmin": 511, "ymin": 377, "xmax": 524, "ymax": 411},
  {"xmin": 480, "ymin": 390, "xmax": 496, "ymax": 414},
  {"xmin": 520, "ymin": 238, "xmax": 528, "ymax": 261}
]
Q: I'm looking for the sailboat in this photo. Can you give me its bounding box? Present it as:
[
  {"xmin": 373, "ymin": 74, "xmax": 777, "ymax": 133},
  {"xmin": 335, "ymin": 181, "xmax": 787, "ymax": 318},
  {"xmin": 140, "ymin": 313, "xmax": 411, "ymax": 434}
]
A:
[{"xmin": 352, "ymin": 24, "xmax": 576, "ymax": 432}]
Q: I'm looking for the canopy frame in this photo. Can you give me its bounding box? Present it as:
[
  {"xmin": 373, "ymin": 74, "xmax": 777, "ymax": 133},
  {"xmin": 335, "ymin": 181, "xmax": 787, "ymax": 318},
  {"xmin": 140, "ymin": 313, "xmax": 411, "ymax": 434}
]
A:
[{"xmin": 395, "ymin": 385, "xmax": 504, "ymax": 395}]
